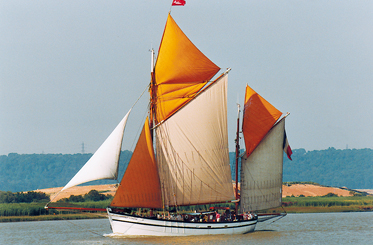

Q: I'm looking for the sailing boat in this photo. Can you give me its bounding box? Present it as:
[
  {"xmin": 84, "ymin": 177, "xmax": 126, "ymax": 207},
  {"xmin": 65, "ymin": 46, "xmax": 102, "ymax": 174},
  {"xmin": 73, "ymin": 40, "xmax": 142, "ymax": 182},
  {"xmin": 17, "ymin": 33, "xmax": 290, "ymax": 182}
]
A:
[{"xmin": 46, "ymin": 13, "xmax": 291, "ymax": 236}]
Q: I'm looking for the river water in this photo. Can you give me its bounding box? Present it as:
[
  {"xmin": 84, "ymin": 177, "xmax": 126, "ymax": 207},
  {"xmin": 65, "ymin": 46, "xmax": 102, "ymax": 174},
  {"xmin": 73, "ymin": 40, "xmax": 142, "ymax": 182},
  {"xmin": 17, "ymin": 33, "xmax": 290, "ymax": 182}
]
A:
[{"xmin": 1, "ymin": 212, "xmax": 372, "ymax": 244}]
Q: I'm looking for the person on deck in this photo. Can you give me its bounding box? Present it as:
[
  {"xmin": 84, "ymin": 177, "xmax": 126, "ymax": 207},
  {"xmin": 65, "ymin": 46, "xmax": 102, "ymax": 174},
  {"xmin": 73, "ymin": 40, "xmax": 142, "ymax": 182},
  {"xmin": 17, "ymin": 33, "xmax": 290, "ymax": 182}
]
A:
[{"xmin": 216, "ymin": 212, "xmax": 221, "ymax": 222}]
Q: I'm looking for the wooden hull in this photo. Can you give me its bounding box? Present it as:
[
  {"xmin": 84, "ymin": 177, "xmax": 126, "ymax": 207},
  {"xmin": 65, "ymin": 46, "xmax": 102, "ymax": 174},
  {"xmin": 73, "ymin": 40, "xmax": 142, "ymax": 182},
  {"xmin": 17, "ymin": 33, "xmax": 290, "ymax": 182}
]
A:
[{"xmin": 107, "ymin": 209, "xmax": 257, "ymax": 236}]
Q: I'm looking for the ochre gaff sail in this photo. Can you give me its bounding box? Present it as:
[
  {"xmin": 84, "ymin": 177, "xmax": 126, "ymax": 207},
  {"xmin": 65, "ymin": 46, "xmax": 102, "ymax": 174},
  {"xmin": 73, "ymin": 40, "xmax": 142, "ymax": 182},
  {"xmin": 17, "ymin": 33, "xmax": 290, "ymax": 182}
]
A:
[
  {"xmin": 111, "ymin": 118, "xmax": 162, "ymax": 209},
  {"xmin": 152, "ymin": 14, "xmax": 220, "ymax": 124},
  {"xmin": 242, "ymin": 85, "xmax": 282, "ymax": 157}
]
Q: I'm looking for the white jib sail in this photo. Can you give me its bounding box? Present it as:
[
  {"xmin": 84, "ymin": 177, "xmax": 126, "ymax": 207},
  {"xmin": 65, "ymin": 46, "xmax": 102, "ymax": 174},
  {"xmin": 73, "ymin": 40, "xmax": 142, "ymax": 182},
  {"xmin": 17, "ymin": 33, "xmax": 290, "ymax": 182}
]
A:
[
  {"xmin": 155, "ymin": 74, "xmax": 235, "ymax": 206},
  {"xmin": 61, "ymin": 109, "xmax": 131, "ymax": 191},
  {"xmin": 240, "ymin": 118, "xmax": 285, "ymax": 212}
]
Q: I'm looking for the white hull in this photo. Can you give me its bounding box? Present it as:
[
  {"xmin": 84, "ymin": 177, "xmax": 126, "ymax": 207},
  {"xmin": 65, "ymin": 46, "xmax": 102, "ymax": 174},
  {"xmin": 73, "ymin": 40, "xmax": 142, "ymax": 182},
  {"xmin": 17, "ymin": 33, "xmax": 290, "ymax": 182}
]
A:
[{"xmin": 107, "ymin": 210, "xmax": 257, "ymax": 236}]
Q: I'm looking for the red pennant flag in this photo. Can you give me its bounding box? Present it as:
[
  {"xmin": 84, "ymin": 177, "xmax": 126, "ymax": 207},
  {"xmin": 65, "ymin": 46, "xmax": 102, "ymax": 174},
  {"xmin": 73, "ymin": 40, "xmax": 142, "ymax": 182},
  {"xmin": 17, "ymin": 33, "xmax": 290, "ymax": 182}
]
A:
[
  {"xmin": 283, "ymin": 131, "xmax": 293, "ymax": 160},
  {"xmin": 172, "ymin": 0, "xmax": 186, "ymax": 6}
]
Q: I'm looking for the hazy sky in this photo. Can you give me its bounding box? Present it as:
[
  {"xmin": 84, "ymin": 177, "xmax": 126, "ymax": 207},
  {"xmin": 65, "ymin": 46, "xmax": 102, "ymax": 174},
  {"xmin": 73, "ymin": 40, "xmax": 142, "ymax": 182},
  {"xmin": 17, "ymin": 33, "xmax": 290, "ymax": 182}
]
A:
[{"xmin": 1, "ymin": 1, "xmax": 372, "ymax": 155}]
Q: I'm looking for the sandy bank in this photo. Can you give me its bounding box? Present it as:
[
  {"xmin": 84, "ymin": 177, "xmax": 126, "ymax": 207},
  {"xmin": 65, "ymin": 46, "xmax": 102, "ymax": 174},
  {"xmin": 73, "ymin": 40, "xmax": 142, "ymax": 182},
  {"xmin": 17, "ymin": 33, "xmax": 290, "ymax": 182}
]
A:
[
  {"xmin": 282, "ymin": 184, "xmax": 353, "ymax": 197},
  {"xmin": 37, "ymin": 184, "xmax": 117, "ymax": 202},
  {"xmin": 37, "ymin": 183, "xmax": 356, "ymax": 202}
]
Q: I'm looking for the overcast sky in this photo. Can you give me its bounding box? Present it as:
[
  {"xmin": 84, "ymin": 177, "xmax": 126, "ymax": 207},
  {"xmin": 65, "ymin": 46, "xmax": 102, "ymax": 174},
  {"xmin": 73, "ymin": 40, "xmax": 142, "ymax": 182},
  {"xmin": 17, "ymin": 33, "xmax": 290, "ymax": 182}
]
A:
[{"xmin": 1, "ymin": 1, "xmax": 372, "ymax": 155}]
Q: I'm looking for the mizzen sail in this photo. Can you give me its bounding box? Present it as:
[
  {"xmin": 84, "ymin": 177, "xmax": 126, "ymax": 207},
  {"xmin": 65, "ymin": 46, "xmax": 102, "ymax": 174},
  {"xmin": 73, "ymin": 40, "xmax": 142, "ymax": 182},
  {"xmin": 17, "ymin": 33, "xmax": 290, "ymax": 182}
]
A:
[
  {"xmin": 61, "ymin": 110, "xmax": 131, "ymax": 191},
  {"xmin": 240, "ymin": 118, "xmax": 285, "ymax": 212}
]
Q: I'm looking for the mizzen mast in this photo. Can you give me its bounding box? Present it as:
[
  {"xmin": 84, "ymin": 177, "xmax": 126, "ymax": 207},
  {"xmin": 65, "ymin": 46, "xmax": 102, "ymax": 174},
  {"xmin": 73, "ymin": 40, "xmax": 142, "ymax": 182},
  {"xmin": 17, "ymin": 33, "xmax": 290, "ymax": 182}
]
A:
[{"xmin": 234, "ymin": 103, "xmax": 241, "ymax": 215}]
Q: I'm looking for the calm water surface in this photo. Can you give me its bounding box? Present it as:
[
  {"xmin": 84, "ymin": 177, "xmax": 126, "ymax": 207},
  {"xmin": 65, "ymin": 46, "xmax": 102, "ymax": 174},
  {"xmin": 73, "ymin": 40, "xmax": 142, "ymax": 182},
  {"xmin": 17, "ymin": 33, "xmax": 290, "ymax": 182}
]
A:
[{"xmin": 1, "ymin": 212, "xmax": 372, "ymax": 244}]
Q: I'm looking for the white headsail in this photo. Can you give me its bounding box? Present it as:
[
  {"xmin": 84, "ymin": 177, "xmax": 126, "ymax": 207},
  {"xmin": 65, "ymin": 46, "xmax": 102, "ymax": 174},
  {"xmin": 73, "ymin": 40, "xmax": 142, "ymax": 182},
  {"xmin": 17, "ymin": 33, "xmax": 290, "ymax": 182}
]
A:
[{"xmin": 61, "ymin": 109, "xmax": 131, "ymax": 191}]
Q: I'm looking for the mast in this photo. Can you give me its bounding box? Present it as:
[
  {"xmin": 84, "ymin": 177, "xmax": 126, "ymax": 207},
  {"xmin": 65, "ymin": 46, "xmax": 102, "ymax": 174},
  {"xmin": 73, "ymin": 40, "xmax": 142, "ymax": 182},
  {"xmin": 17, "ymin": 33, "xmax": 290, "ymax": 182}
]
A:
[
  {"xmin": 234, "ymin": 103, "xmax": 240, "ymax": 214},
  {"xmin": 150, "ymin": 48, "xmax": 155, "ymax": 72},
  {"xmin": 150, "ymin": 47, "xmax": 156, "ymax": 131}
]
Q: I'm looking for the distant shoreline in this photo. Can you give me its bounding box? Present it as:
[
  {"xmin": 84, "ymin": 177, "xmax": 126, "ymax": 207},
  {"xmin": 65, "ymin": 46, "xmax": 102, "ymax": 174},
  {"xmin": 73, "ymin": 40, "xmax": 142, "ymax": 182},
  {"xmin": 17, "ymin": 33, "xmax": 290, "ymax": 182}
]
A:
[
  {"xmin": 2, "ymin": 184, "xmax": 371, "ymax": 223},
  {"xmin": 0, "ymin": 213, "xmax": 106, "ymax": 222},
  {"xmin": 2, "ymin": 199, "xmax": 372, "ymax": 222}
]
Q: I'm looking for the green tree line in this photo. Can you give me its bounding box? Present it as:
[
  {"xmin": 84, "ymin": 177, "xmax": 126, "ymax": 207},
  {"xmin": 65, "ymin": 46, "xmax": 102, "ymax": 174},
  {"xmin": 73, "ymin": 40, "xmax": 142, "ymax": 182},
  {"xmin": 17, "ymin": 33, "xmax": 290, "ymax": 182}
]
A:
[
  {"xmin": 57, "ymin": 190, "xmax": 112, "ymax": 203},
  {"xmin": 0, "ymin": 189, "xmax": 113, "ymax": 218},
  {"xmin": 0, "ymin": 189, "xmax": 111, "ymax": 204},
  {"xmin": 0, "ymin": 151, "xmax": 132, "ymax": 192},
  {"xmin": 0, "ymin": 148, "xmax": 372, "ymax": 192},
  {"xmin": 0, "ymin": 191, "xmax": 50, "ymax": 203},
  {"xmin": 282, "ymin": 148, "xmax": 372, "ymax": 189}
]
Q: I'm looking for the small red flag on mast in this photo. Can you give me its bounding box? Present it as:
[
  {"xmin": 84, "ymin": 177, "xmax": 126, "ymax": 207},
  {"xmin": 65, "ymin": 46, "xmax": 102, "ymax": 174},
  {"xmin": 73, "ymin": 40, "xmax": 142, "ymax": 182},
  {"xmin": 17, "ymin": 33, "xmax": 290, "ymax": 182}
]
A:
[
  {"xmin": 283, "ymin": 131, "xmax": 293, "ymax": 160},
  {"xmin": 172, "ymin": 0, "xmax": 186, "ymax": 6}
]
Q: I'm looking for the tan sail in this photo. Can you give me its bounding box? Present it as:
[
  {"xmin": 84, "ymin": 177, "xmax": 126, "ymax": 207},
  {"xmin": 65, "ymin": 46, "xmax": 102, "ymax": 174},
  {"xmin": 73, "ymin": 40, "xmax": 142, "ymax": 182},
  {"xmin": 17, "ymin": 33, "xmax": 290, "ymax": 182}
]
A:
[
  {"xmin": 155, "ymin": 74, "xmax": 235, "ymax": 207},
  {"xmin": 242, "ymin": 85, "xmax": 282, "ymax": 157},
  {"xmin": 111, "ymin": 118, "xmax": 162, "ymax": 208},
  {"xmin": 240, "ymin": 118, "xmax": 285, "ymax": 212}
]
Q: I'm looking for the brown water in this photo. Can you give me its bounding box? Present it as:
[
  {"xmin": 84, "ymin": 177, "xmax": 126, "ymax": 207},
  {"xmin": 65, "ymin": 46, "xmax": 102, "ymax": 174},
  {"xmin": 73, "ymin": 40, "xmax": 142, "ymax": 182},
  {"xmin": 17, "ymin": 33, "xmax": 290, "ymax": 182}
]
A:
[{"xmin": 1, "ymin": 212, "xmax": 372, "ymax": 244}]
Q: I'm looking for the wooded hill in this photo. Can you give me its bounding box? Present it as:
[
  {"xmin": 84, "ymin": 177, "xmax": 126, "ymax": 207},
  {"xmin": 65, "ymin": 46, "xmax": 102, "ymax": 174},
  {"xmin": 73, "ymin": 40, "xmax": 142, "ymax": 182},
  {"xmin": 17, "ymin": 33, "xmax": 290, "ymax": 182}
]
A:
[{"xmin": 0, "ymin": 148, "xmax": 371, "ymax": 192}]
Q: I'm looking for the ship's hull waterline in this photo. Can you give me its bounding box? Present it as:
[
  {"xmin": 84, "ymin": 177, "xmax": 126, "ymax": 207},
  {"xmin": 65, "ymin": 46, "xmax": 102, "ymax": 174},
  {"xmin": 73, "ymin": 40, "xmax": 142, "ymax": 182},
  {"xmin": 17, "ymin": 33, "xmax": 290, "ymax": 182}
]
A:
[{"xmin": 107, "ymin": 210, "xmax": 257, "ymax": 236}]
